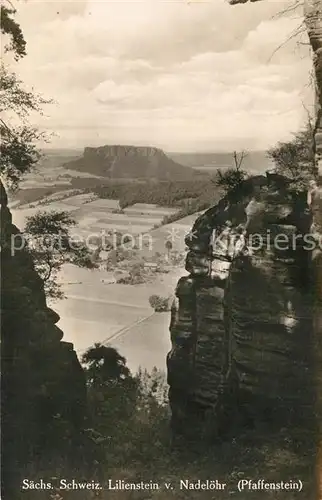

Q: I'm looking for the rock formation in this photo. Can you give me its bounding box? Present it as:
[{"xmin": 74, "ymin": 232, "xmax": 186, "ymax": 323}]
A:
[
  {"xmin": 64, "ymin": 144, "xmax": 195, "ymax": 180},
  {"xmin": 304, "ymin": 0, "xmax": 322, "ymax": 174},
  {"xmin": 1, "ymin": 181, "xmax": 88, "ymax": 497},
  {"xmin": 167, "ymin": 173, "xmax": 316, "ymax": 440}
]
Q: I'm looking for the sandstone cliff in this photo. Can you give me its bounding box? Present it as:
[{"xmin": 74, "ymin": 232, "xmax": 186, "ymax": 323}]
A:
[
  {"xmin": 1, "ymin": 181, "xmax": 88, "ymax": 497},
  {"xmin": 167, "ymin": 173, "xmax": 317, "ymax": 440}
]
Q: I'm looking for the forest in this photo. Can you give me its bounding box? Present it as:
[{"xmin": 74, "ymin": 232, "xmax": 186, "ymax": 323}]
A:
[{"xmin": 84, "ymin": 178, "xmax": 219, "ymax": 209}]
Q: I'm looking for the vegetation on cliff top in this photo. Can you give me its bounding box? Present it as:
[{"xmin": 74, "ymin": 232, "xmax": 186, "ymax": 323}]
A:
[
  {"xmin": 267, "ymin": 123, "xmax": 317, "ymax": 192},
  {"xmin": 1, "ymin": 2, "xmax": 99, "ymax": 301}
]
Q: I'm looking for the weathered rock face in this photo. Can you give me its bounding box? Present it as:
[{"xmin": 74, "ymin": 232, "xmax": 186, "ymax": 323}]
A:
[
  {"xmin": 167, "ymin": 174, "xmax": 315, "ymax": 438},
  {"xmin": 304, "ymin": 0, "xmax": 322, "ymax": 174},
  {"xmin": 1, "ymin": 182, "xmax": 87, "ymax": 495}
]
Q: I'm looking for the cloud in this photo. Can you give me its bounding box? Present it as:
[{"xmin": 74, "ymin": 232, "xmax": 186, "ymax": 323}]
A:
[{"xmin": 10, "ymin": 0, "xmax": 314, "ymax": 151}]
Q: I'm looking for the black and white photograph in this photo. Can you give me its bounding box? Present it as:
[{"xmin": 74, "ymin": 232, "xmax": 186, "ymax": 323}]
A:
[{"xmin": 1, "ymin": 0, "xmax": 322, "ymax": 498}]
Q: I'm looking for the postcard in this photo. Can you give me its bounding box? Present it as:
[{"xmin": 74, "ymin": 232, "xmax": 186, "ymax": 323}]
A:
[{"xmin": 1, "ymin": 0, "xmax": 321, "ymax": 498}]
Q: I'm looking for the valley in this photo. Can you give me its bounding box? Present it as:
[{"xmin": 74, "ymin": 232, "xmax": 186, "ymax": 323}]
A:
[
  {"xmin": 9, "ymin": 145, "xmax": 269, "ymax": 374},
  {"xmin": 11, "ymin": 182, "xmax": 200, "ymax": 373}
]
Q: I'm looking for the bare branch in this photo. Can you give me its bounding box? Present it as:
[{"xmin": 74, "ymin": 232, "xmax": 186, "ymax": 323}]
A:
[
  {"xmin": 301, "ymin": 100, "xmax": 315, "ymax": 132},
  {"xmin": 272, "ymin": 0, "xmax": 303, "ymax": 20},
  {"xmin": 233, "ymin": 150, "xmax": 248, "ymax": 171},
  {"xmin": 267, "ymin": 21, "xmax": 306, "ymax": 63}
]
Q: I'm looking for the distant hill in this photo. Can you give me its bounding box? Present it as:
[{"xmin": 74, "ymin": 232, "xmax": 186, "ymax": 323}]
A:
[
  {"xmin": 63, "ymin": 145, "xmax": 195, "ymax": 181},
  {"xmin": 168, "ymin": 151, "xmax": 275, "ymax": 175},
  {"xmin": 40, "ymin": 148, "xmax": 83, "ymax": 157}
]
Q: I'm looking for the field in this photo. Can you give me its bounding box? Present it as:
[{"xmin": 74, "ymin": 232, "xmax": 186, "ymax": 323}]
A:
[
  {"xmin": 11, "ymin": 162, "xmax": 202, "ymax": 372},
  {"xmin": 54, "ymin": 260, "xmax": 187, "ymax": 371},
  {"xmin": 110, "ymin": 312, "xmax": 172, "ymax": 373},
  {"xmin": 11, "ymin": 192, "xmax": 178, "ymax": 239},
  {"xmin": 49, "ymin": 212, "xmax": 197, "ymax": 371},
  {"xmin": 146, "ymin": 211, "xmax": 203, "ymax": 255}
]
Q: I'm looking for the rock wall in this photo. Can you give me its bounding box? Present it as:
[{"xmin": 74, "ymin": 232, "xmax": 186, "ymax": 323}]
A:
[
  {"xmin": 1, "ymin": 181, "xmax": 87, "ymax": 496},
  {"xmin": 304, "ymin": 0, "xmax": 322, "ymax": 174},
  {"xmin": 167, "ymin": 174, "xmax": 315, "ymax": 439}
]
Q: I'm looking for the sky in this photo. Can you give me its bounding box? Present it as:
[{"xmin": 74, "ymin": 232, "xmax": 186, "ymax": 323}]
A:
[{"xmin": 6, "ymin": 0, "xmax": 314, "ymax": 152}]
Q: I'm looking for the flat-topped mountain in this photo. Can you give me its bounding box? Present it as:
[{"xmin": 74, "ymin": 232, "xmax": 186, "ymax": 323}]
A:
[{"xmin": 63, "ymin": 145, "xmax": 195, "ymax": 180}]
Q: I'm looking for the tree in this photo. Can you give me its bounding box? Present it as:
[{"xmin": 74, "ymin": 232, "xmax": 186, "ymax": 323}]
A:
[
  {"xmin": 117, "ymin": 262, "xmax": 145, "ymax": 284},
  {"xmin": 267, "ymin": 123, "xmax": 317, "ymax": 191},
  {"xmin": 227, "ymin": 0, "xmax": 322, "ymax": 174},
  {"xmin": 165, "ymin": 240, "xmax": 173, "ymax": 261},
  {"xmin": 82, "ymin": 344, "xmax": 133, "ymax": 387},
  {"xmin": 233, "ymin": 150, "xmax": 248, "ymax": 171},
  {"xmin": 213, "ymin": 150, "xmax": 248, "ymax": 198},
  {"xmin": 135, "ymin": 367, "xmax": 168, "ymax": 409},
  {"xmin": 0, "ymin": 4, "xmax": 52, "ymax": 190},
  {"xmin": 81, "ymin": 345, "xmax": 169, "ymax": 467},
  {"xmin": 149, "ymin": 294, "xmax": 172, "ymax": 312},
  {"xmin": 129, "ymin": 262, "xmax": 145, "ymax": 283},
  {"xmin": 1, "ymin": 5, "xmax": 96, "ymax": 300},
  {"xmin": 1, "ymin": 3, "xmax": 26, "ymax": 60},
  {"xmin": 24, "ymin": 210, "xmax": 97, "ymax": 299},
  {"xmin": 169, "ymin": 250, "xmax": 185, "ymax": 266},
  {"xmin": 81, "ymin": 344, "xmax": 139, "ymax": 439}
]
